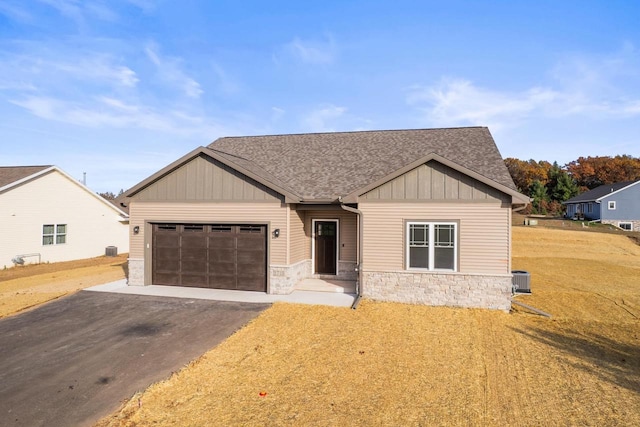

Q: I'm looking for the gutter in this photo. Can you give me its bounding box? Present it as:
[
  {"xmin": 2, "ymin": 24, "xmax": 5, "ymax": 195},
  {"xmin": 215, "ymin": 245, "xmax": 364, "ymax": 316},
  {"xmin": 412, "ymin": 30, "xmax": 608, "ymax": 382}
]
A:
[{"xmin": 338, "ymin": 198, "xmax": 363, "ymax": 309}]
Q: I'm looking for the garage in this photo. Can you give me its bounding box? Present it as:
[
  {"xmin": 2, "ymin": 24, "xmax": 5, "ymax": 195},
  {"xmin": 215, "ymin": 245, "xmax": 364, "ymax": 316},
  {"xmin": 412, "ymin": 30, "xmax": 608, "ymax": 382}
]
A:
[{"xmin": 152, "ymin": 223, "xmax": 267, "ymax": 291}]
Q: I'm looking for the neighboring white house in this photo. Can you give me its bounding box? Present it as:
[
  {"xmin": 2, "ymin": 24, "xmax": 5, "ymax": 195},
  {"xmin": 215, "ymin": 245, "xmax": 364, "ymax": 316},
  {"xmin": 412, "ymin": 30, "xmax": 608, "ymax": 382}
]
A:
[{"xmin": 0, "ymin": 165, "xmax": 129, "ymax": 268}]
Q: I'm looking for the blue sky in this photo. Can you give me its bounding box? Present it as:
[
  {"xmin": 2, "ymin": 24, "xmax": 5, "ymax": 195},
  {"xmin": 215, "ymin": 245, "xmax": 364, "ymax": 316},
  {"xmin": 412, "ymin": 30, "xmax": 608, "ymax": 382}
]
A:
[{"xmin": 1, "ymin": 1, "xmax": 639, "ymax": 193}]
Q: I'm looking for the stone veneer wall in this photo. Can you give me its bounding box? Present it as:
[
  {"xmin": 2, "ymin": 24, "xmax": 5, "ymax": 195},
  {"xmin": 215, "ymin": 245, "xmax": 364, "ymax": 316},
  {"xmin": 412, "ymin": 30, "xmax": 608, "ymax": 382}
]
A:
[
  {"xmin": 601, "ymin": 219, "xmax": 640, "ymax": 232},
  {"xmin": 269, "ymin": 259, "xmax": 312, "ymax": 295},
  {"xmin": 361, "ymin": 270, "xmax": 512, "ymax": 311},
  {"xmin": 127, "ymin": 258, "xmax": 145, "ymax": 286}
]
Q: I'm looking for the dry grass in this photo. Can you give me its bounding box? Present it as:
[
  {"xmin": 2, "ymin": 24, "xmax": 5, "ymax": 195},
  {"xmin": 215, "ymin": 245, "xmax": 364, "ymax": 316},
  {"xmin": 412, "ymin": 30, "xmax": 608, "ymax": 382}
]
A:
[
  {"xmin": 0, "ymin": 254, "xmax": 128, "ymax": 318},
  {"xmin": 95, "ymin": 228, "xmax": 640, "ymax": 426}
]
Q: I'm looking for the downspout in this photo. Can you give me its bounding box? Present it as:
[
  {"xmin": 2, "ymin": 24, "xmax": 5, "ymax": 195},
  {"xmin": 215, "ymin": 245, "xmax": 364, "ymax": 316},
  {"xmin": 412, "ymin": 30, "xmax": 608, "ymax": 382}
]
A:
[{"xmin": 339, "ymin": 198, "xmax": 363, "ymax": 309}]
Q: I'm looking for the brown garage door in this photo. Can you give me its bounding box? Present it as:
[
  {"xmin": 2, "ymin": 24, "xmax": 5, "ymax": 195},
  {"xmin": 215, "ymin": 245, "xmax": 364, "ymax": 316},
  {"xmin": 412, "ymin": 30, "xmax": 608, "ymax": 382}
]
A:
[{"xmin": 152, "ymin": 224, "xmax": 267, "ymax": 291}]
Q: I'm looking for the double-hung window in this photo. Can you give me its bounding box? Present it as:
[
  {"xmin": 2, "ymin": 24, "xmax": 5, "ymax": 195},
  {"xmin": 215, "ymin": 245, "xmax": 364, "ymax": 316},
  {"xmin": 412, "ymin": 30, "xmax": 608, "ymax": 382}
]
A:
[
  {"xmin": 43, "ymin": 224, "xmax": 67, "ymax": 245},
  {"xmin": 407, "ymin": 222, "xmax": 457, "ymax": 271}
]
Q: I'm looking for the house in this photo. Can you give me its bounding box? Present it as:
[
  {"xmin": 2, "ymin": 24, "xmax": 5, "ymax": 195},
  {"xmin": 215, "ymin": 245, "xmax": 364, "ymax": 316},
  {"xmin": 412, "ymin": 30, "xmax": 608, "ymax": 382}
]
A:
[
  {"xmin": 0, "ymin": 166, "xmax": 129, "ymax": 268},
  {"xmin": 123, "ymin": 127, "xmax": 529, "ymax": 310},
  {"xmin": 563, "ymin": 180, "xmax": 640, "ymax": 231}
]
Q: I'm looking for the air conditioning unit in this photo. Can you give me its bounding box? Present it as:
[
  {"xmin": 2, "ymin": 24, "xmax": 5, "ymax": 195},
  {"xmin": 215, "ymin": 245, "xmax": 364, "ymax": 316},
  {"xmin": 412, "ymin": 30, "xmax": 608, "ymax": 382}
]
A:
[
  {"xmin": 105, "ymin": 246, "xmax": 118, "ymax": 257},
  {"xmin": 512, "ymin": 270, "xmax": 531, "ymax": 293}
]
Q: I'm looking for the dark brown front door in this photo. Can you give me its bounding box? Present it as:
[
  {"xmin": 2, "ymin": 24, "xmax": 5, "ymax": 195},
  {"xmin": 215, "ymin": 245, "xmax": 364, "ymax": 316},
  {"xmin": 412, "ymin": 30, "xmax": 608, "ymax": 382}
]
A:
[
  {"xmin": 314, "ymin": 221, "xmax": 337, "ymax": 275},
  {"xmin": 152, "ymin": 224, "xmax": 266, "ymax": 291}
]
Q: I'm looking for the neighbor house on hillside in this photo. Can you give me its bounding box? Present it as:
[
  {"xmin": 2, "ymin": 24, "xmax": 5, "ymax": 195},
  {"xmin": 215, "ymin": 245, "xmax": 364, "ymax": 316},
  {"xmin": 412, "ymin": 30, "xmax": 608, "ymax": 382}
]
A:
[
  {"xmin": 122, "ymin": 127, "xmax": 529, "ymax": 311},
  {"xmin": 563, "ymin": 180, "xmax": 640, "ymax": 231},
  {"xmin": 0, "ymin": 166, "xmax": 129, "ymax": 268}
]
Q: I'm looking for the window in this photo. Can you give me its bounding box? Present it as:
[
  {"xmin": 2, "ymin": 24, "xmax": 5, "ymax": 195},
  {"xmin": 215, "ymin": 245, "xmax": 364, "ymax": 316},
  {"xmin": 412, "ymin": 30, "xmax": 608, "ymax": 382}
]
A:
[
  {"xmin": 608, "ymin": 201, "xmax": 616, "ymax": 210},
  {"xmin": 587, "ymin": 203, "xmax": 593, "ymax": 213},
  {"xmin": 407, "ymin": 222, "xmax": 457, "ymax": 271},
  {"xmin": 619, "ymin": 222, "xmax": 632, "ymax": 231},
  {"xmin": 43, "ymin": 224, "xmax": 66, "ymax": 245}
]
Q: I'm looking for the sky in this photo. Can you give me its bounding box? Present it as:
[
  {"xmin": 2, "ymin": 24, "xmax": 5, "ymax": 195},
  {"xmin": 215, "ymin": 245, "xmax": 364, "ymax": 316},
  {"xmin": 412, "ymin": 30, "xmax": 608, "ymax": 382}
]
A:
[{"xmin": 1, "ymin": 0, "xmax": 639, "ymax": 194}]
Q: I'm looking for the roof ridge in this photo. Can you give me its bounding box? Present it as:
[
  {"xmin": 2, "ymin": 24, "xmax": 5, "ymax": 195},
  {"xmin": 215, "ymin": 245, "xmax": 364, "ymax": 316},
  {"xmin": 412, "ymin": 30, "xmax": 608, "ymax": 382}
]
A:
[{"xmin": 212, "ymin": 126, "xmax": 488, "ymax": 141}]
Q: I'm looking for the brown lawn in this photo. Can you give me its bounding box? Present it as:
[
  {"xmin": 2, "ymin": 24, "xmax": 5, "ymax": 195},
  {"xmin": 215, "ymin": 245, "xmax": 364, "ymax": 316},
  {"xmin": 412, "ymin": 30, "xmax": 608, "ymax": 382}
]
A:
[
  {"xmin": 94, "ymin": 226, "xmax": 640, "ymax": 426},
  {"xmin": 0, "ymin": 254, "xmax": 128, "ymax": 318}
]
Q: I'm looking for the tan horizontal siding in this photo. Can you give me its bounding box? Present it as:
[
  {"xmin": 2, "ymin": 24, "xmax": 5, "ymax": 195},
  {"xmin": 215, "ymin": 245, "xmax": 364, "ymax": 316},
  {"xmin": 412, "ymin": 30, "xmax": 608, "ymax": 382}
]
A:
[
  {"xmin": 360, "ymin": 202, "xmax": 510, "ymax": 274},
  {"xmin": 289, "ymin": 208, "xmax": 308, "ymax": 263},
  {"xmin": 129, "ymin": 201, "xmax": 287, "ymax": 264},
  {"xmin": 362, "ymin": 160, "xmax": 510, "ymax": 203},
  {"xmin": 132, "ymin": 155, "xmax": 282, "ymax": 202},
  {"xmin": 304, "ymin": 210, "xmax": 358, "ymax": 262}
]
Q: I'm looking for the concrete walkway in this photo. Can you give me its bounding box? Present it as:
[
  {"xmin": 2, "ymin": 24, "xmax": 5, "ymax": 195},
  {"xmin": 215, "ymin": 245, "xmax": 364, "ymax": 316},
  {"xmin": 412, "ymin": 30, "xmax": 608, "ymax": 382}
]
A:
[{"xmin": 88, "ymin": 280, "xmax": 357, "ymax": 307}]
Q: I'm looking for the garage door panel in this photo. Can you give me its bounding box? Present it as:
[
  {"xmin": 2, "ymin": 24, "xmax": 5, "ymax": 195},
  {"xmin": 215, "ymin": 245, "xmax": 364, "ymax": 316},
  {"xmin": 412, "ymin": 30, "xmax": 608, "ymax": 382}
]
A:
[
  {"xmin": 155, "ymin": 234, "xmax": 179, "ymax": 247},
  {"xmin": 180, "ymin": 274, "xmax": 208, "ymax": 287},
  {"xmin": 209, "ymin": 236, "xmax": 235, "ymax": 249},
  {"xmin": 153, "ymin": 223, "xmax": 266, "ymax": 292}
]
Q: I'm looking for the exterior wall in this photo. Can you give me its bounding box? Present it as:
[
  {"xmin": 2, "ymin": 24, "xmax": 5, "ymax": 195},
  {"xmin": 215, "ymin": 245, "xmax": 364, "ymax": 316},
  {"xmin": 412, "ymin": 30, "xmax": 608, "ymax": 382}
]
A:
[
  {"xmin": 132, "ymin": 155, "xmax": 282, "ymax": 202},
  {"xmin": 303, "ymin": 209, "xmax": 358, "ymax": 263},
  {"xmin": 359, "ymin": 201, "xmax": 512, "ymax": 310},
  {"xmin": 270, "ymin": 259, "xmax": 312, "ymax": 294},
  {"xmin": 0, "ymin": 170, "xmax": 128, "ymax": 268},
  {"xmin": 362, "ymin": 271, "xmax": 512, "ymax": 311},
  {"xmin": 289, "ymin": 207, "xmax": 307, "ymax": 263},
  {"xmin": 127, "ymin": 201, "xmax": 287, "ymax": 287},
  {"xmin": 601, "ymin": 219, "xmax": 640, "ymax": 232},
  {"xmin": 600, "ymin": 182, "xmax": 640, "ymax": 221},
  {"xmin": 565, "ymin": 202, "xmax": 599, "ymax": 220},
  {"xmin": 360, "ymin": 202, "xmax": 511, "ymax": 274},
  {"xmin": 362, "ymin": 160, "xmax": 510, "ymax": 203}
]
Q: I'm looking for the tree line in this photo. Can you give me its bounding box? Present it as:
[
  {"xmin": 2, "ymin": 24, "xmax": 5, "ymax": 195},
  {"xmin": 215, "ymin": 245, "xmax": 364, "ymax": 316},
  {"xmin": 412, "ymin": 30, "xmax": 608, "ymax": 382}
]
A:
[{"xmin": 505, "ymin": 155, "xmax": 640, "ymax": 215}]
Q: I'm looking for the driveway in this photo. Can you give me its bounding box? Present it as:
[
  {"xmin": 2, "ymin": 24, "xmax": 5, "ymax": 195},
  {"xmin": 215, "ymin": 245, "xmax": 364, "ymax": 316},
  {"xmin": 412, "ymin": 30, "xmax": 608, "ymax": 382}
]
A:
[{"xmin": 0, "ymin": 291, "xmax": 270, "ymax": 427}]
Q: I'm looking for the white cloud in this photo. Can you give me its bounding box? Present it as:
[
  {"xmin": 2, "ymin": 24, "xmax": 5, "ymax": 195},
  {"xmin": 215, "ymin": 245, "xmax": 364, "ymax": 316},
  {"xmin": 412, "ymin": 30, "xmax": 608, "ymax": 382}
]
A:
[
  {"xmin": 301, "ymin": 104, "xmax": 347, "ymax": 132},
  {"xmin": 407, "ymin": 45, "xmax": 640, "ymax": 130},
  {"xmin": 9, "ymin": 95, "xmax": 227, "ymax": 137},
  {"xmin": 145, "ymin": 43, "xmax": 203, "ymax": 98},
  {"xmin": 287, "ymin": 35, "xmax": 336, "ymax": 65},
  {"xmin": 0, "ymin": 1, "xmax": 33, "ymax": 22}
]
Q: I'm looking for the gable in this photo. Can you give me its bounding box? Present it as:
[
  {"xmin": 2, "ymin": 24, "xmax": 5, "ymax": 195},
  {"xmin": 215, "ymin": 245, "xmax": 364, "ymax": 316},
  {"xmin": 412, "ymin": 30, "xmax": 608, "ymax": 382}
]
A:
[
  {"xmin": 361, "ymin": 160, "xmax": 510, "ymax": 202},
  {"xmin": 130, "ymin": 155, "xmax": 283, "ymax": 202}
]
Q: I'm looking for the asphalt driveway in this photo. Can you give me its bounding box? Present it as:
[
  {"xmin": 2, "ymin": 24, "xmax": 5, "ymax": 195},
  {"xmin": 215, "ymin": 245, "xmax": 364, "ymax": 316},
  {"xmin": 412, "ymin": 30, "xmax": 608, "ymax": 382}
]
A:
[{"xmin": 0, "ymin": 291, "xmax": 270, "ymax": 427}]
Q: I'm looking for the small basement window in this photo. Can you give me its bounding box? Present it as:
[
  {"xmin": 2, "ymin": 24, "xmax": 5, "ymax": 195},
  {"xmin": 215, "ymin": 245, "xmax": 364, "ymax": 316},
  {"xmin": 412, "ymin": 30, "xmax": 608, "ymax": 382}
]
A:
[
  {"xmin": 406, "ymin": 222, "xmax": 457, "ymax": 271},
  {"xmin": 43, "ymin": 224, "xmax": 67, "ymax": 245},
  {"xmin": 619, "ymin": 222, "xmax": 632, "ymax": 231}
]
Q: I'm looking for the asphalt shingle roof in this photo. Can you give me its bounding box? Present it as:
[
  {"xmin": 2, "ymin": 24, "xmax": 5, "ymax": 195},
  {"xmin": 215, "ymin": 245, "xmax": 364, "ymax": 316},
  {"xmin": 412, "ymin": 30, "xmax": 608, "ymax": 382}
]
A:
[
  {"xmin": 208, "ymin": 127, "xmax": 517, "ymax": 200},
  {"xmin": 565, "ymin": 180, "xmax": 640, "ymax": 203},
  {"xmin": 0, "ymin": 166, "xmax": 51, "ymax": 189}
]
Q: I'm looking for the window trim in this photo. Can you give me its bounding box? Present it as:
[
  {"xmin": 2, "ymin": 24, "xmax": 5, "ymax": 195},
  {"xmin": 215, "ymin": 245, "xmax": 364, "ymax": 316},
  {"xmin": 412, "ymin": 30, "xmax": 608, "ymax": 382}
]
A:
[
  {"xmin": 43, "ymin": 223, "xmax": 67, "ymax": 246},
  {"xmin": 619, "ymin": 222, "xmax": 632, "ymax": 231},
  {"xmin": 406, "ymin": 221, "xmax": 458, "ymax": 272},
  {"xmin": 608, "ymin": 201, "xmax": 616, "ymax": 210}
]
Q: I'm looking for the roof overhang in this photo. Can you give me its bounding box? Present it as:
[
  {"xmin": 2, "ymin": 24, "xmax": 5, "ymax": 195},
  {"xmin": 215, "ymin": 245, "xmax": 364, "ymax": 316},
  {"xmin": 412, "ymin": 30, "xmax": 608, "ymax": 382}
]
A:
[
  {"xmin": 340, "ymin": 152, "xmax": 530, "ymax": 205},
  {"xmin": 123, "ymin": 146, "xmax": 302, "ymax": 203}
]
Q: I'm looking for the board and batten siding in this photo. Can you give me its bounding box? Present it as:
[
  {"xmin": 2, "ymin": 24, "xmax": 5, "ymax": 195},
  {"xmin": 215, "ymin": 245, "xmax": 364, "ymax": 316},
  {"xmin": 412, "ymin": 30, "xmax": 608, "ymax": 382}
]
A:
[
  {"xmin": 131, "ymin": 155, "xmax": 283, "ymax": 202},
  {"xmin": 360, "ymin": 202, "xmax": 511, "ymax": 275},
  {"xmin": 128, "ymin": 201, "xmax": 287, "ymax": 265},
  {"xmin": 362, "ymin": 160, "xmax": 510, "ymax": 203},
  {"xmin": 0, "ymin": 170, "xmax": 128, "ymax": 268}
]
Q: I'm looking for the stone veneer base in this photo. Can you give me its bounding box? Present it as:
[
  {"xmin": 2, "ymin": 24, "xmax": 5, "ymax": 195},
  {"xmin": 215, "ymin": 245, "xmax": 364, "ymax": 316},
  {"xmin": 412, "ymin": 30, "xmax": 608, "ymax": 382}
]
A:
[
  {"xmin": 362, "ymin": 270, "xmax": 512, "ymax": 311},
  {"xmin": 127, "ymin": 258, "xmax": 145, "ymax": 286},
  {"xmin": 601, "ymin": 219, "xmax": 640, "ymax": 232},
  {"xmin": 269, "ymin": 260, "xmax": 312, "ymax": 295}
]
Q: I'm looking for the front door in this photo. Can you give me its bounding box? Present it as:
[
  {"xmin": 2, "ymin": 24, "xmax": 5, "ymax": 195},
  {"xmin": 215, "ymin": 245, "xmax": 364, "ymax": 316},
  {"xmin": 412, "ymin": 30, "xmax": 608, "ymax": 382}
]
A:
[{"xmin": 314, "ymin": 220, "xmax": 337, "ymax": 274}]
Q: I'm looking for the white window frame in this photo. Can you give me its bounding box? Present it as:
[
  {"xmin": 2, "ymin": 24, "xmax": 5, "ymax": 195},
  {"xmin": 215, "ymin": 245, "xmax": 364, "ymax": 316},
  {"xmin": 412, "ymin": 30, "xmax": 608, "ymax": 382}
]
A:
[
  {"xmin": 43, "ymin": 223, "xmax": 67, "ymax": 246},
  {"xmin": 619, "ymin": 222, "xmax": 632, "ymax": 231},
  {"xmin": 608, "ymin": 201, "xmax": 616, "ymax": 210},
  {"xmin": 406, "ymin": 221, "xmax": 457, "ymax": 272}
]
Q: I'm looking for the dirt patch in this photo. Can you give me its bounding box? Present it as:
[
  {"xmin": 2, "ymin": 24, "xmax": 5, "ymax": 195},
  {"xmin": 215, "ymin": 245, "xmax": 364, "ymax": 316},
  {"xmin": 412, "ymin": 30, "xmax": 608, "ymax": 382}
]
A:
[
  {"xmin": 0, "ymin": 254, "xmax": 128, "ymax": 318},
  {"xmin": 96, "ymin": 228, "xmax": 640, "ymax": 426}
]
